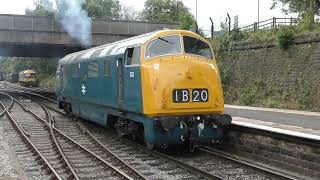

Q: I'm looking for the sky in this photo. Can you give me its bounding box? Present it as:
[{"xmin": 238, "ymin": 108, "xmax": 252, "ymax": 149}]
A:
[{"xmin": 0, "ymin": 0, "xmax": 294, "ymax": 31}]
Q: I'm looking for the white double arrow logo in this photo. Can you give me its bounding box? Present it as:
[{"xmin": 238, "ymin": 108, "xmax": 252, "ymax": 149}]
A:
[{"xmin": 81, "ymin": 84, "xmax": 86, "ymax": 95}]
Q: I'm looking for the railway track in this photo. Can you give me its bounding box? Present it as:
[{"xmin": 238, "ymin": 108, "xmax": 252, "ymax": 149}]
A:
[
  {"xmin": 82, "ymin": 120, "xmax": 295, "ymax": 180},
  {"xmin": 0, "ymin": 93, "xmax": 61, "ymax": 179},
  {"xmin": 0, "ymin": 81, "xmax": 55, "ymax": 98},
  {"xmin": 10, "ymin": 90, "xmax": 224, "ymax": 179},
  {"xmin": 0, "ymin": 88, "xmax": 303, "ymax": 180},
  {"xmin": 1, "ymin": 92, "xmax": 145, "ymax": 179},
  {"xmin": 36, "ymin": 93, "xmax": 221, "ymax": 179},
  {"xmin": 197, "ymin": 147, "xmax": 303, "ymax": 179}
]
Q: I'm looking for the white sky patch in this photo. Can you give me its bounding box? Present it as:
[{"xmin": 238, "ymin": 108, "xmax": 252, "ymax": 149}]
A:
[
  {"xmin": 0, "ymin": 0, "xmax": 34, "ymax": 14},
  {"xmin": 0, "ymin": 0, "xmax": 294, "ymax": 30}
]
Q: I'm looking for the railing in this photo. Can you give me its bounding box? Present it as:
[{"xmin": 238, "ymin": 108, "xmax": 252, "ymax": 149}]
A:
[{"xmin": 239, "ymin": 17, "xmax": 299, "ymax": 32}]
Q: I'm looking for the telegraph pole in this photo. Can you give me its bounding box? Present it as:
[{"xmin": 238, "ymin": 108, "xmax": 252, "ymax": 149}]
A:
[
  {"xmin": 196, "ymin": 0, "xmax": 198, "ymax": 24},
  {"xmin": 258, "ymin": 0, "xmax": 260, "ymax": 24}
]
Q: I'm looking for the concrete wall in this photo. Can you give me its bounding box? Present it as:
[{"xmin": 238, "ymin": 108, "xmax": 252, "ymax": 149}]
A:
[
  {"xmin": 221, "ymin": 39, "xmax": 320, "ymax": 111},
  {"xmin": 0, "ymin": 14, "xmax": 177, "ymax": 38},
  {"xmin": 0, "ymin": 14, "xmax": 178, "ymax": 57}
]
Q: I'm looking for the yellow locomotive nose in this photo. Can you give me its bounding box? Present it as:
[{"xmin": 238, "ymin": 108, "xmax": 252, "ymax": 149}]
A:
[{"xmin": 141, "ymin": 55, "xmax": 224, "ymax": 116}]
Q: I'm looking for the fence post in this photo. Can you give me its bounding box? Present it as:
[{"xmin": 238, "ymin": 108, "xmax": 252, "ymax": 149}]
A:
[
  {"xmin": 290, "ymin": 17, "xmax": 293, "ymax": 26},
  {"xmin": 227, "ymin": 13, "xmax": 231, "ymax": 35},
  {"xmin": 254, "ymin": 22, "xmax": 258, "ymax": 32},
  {"xmin": 272, "ymin": 17, "xmax": 276, "ymax": 29}
]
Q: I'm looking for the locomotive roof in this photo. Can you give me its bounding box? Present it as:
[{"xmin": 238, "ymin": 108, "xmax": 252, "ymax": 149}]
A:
[
  {"xmin": 60, "ymin": 30, "xmax": 160, "ymax": 64},
  {"xmin": 20, "ymin": 70, "xmax": 36, "ymax": 74},
  {"xmin": 59, "ymin": 29, "xmax": 204, "ymax": 65}
]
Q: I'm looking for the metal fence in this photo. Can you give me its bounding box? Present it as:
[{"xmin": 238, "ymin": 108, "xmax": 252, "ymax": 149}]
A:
[{"xmin": 239, "ymin": 17, "xmax": 299, "ymax": 32}]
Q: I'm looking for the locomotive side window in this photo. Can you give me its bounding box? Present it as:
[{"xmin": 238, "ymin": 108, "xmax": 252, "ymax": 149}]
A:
[
  {"xmin": 145, "ymin": 35, "xmax": 181, "ymax": 59},
  {"xmin": 104, "ymin": 60, "xmax": 110, "ymax": 76},
  {"xmin": 88, "ymin": 61, "xmax": 99, "ymax": 77},
  {"xmin": 132, "ymin": 47, "xmax": 141, "ymax": 65},
  {"xmin": 72, "ymin": 63, "xmax": 80, "ymax": 77},
  {"xmin": 126, "ymin": 46, "xmax": 141, "ymax": 65},
  {"xmin": 183, "ymin": 36, "xmax": 213, "ymax": 60}
]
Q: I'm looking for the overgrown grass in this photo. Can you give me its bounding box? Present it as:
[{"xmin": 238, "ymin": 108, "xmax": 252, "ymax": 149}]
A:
[
  {"xmin": 212, "ymin": 21, "xmax": 320, "ymax": 53},
  {"xmin": 213, "ymin": 20, "xmax": 320, "ymax": 111}
]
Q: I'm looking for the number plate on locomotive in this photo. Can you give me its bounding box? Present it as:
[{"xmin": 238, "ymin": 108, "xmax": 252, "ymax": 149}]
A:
[{"xmin": 173, "ymin": 89, "xmax": 208, "ymax": 103}]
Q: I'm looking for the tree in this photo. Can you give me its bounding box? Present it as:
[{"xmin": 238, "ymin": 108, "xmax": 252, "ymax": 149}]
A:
[
  {"xmin": 83, "ymin": 0, "xmax": 122, "ymax": 19},
  {"xmin": 26, "ymin": 0, "xmax": 122, "ymax": 20},
  {"xmin": 25, "ymin": 0, "xmax": 54, "ymax": 16},
  {"xmin": 271, "ymin": 0, "xmax": 320, "ymax": 24},
  {"xmin": 142, "ymin": 0, "xmax": 195, "ymax": 30},
  {"xmin": 121, "ymin": 4, "xmax": 142, "ymax": 21}
]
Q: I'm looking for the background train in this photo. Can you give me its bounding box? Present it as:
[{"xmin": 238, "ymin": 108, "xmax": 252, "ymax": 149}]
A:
[
  {"xmin": 5, "ymin": 73, "xmax": 19, "ymax": 83},
  {"xmin": 19, "ymin": 70, "xmax": 37, "ymax": 87},
  {"xmin": 56, "ymin": 29, "xmax": 232, "ymax": 150},
  {"xmin": 0, "ymin": 73, "xmax": 3, "ymax": 81}
]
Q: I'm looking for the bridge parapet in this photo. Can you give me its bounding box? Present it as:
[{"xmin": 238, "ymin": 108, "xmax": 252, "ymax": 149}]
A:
[
  {"xmin": 0, "ymin": 14, "xmax": 178, "ymax": 57},
  {"xmin": 0, "ymin": 14, "xmax": 177, "ymax": 36}
]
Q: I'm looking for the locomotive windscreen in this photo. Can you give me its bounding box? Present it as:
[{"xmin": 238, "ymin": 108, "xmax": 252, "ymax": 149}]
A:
[
  {"xmin": 145, "ymin": 35, "xmax": 181, "ymax": 59},
  {"xmin": 183, "ymin": 36, "xmax": 213, "ymax": 59}
]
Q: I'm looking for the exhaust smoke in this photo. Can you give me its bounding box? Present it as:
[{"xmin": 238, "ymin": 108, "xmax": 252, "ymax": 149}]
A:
[{"xmin": 42, "ymin": 0, "xmax": 92, "ymax": 47}]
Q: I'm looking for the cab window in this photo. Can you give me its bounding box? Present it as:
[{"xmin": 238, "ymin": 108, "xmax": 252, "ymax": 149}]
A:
[
  {"xmin": 72, "ymin": 63, "xmax": 80, "ymax": 77},
  {"xmin": 104, "ymin": 60, "xmax": 110, "ymax": 76},
  {"xmin": 183, "ymin": 36, "xmax": 213, "ymax": 59},
  {"xmin": 88, "ymin": 61, "xmax": 99, "ymax": 77},
  {"xmin": 126, "ymin": 46, "xmax": 141, "ymax": 65},
  {"xmin": 145, "ymin": 35, "xmax": 181, "ymax": 59}
]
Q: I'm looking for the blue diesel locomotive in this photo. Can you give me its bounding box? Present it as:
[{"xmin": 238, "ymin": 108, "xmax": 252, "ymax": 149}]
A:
[{"xmin": 56, "ymin": 30, "xmax": 232, "ymax": 149}]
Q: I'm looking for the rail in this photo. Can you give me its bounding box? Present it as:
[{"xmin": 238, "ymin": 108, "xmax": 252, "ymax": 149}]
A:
[{"xmin": 239, "ymin": 17, "xmax": 299, "ymax": 32}]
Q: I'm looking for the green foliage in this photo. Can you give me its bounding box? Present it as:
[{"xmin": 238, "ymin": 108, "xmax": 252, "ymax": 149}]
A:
[
  {"xmin": 276, "ymin": 27, "xmax": 294, "ymax": 49},
  {"xmin": 83, "ymin": 0, "xmax": 122, "ymax": 19},
  {"xmin": 229, "ymin": 29, "xmax": 246, "ymax": 41},
  {"xmin": 239, "ymin": 80, "xmax": 266, "ymax": 105},
  {"xmin": 298, "ymin": 12, "xmax": 315, "ymax": 30},
  {"xmin": 25, "ymin": 0, "xmax": 54, "ymax": 16},
  {"xmin": 0, "ymin": 57, "xmax": 58, "ymax": 88},
  {"xmin": 26, "ymin": 0, "xmax": 122, "ymax": 19},
  {"xmin": 142, "ymin": 0, "xmax": 195, "ymax": 30},
  {"xmin": 271, "ymin": 0, "xmax": 320, "ymax": 18},
  {"xmin": 0, "ymin": 57, "xmax": 57, "ymax": 75},
  {"xmin": 38, "ymin": 74, "xmax": 56, "ymax": 88},
  {"xmin": 178, "ymin": 9, "xmax": 194, "ymax": 30}
]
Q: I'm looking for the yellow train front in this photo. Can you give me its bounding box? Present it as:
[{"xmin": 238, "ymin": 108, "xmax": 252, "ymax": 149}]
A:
[
  {"xmin": 140, "ymin": 31, "xmax": 231, "ymax": 149},
  {"xmin": 56, "ymin": 30, "xmax": 231, "ymax": 150},
  {"xmin": 19, "ymin": 70, "xmax": 37, "ymax": 87}
]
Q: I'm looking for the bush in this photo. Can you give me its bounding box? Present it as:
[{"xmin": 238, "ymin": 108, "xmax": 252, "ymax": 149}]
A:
[
  {"xmin": 276, "ymin": 27, "xmax": 294, "ymax": 49},
  {"xmin": 38, "ymin": 74, "xmax": 55, "ymax": 89}
]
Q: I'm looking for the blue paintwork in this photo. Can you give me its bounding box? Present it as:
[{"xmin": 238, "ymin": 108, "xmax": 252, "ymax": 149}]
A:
[{"xmin": 55, "ymin": 31, "xmax": 228, "ymax": 148}]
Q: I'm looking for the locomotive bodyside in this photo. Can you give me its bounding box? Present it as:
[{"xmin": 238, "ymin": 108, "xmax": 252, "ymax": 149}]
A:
[{"xmin": 56, "ymin": 30, "xmax": 231, "ymax": 149}]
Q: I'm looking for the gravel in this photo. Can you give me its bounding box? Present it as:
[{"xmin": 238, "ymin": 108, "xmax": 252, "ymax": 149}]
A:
[{"xmin": 0, "ymin": 119, "xmax": 21, "ymax": 179}]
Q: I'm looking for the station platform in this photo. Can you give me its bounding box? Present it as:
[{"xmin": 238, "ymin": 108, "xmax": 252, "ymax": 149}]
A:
[{"xmin": 225, "ymin": 105, "xmax": 320, "ymax": 140}]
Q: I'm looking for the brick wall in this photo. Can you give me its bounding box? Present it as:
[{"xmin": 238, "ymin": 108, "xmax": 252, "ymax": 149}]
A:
[
  {"xmin": 217, "ymin": 126, "xmax": 320, "ymax": 178},
  {"xmin": 221, "ymin": 40, "xmax": 320, "ymax": 111}
]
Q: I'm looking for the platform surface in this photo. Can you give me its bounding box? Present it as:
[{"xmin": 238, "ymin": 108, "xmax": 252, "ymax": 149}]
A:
[
  {"xmin": 225, "ymin": 105, "xmax": 320, "ymax": 130},
  {"xmin": 225, "ymin": 105, "xmax": 320, "ymax": 140}
]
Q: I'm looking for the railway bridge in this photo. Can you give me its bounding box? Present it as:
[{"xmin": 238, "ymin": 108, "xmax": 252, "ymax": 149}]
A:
[{"xmin": 0, "ymin": 14, "xmax": 177, "ymax": 58}]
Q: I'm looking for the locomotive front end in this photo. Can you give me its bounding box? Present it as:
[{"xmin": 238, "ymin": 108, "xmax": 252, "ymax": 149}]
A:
[{"xmin": 140, "ymin": 31, "xmax": 232, "ymax": 148}]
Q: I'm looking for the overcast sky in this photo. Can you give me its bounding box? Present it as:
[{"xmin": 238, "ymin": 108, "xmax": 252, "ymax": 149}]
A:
[{"xmin": 0, "ymin": 0, "xmax": 294, "ymax": 30}]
